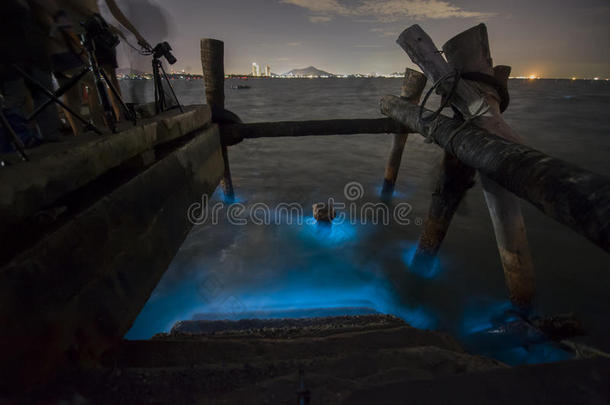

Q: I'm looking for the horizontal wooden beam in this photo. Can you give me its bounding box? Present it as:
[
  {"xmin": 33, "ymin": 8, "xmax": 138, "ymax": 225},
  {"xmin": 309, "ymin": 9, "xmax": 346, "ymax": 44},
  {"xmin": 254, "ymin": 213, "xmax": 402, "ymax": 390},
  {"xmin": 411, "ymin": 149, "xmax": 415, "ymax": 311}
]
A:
[
  {"xmin": 381, "ymin": 95, "xmax": 610, "ymax": 253},
  {"xmin": 220, "ymin": 118, "xmax": 408, "ymax": 145}
]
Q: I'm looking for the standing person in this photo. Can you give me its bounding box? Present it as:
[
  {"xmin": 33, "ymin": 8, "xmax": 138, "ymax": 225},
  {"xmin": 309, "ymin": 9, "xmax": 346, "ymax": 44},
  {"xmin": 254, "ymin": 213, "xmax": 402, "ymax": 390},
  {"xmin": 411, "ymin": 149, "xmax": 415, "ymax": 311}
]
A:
[
  {"xmin": 56, "ymin": 0, "xmax": 153, "ymax": 128},
  {"xmin": 58, "ymin": 0, "xmax": 152, "ymax": 94},
  {"xmin": 52, "ymin": 0, "xmax": 121, "ymax": 130}
]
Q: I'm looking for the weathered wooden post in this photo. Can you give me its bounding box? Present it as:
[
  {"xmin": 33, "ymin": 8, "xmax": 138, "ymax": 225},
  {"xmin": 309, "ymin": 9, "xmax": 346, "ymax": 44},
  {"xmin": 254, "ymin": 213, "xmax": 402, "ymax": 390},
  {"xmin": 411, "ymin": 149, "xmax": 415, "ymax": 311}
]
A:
[
  {"xmin": 380, "ymin": 69, "xmax": 427, "ymax": 200},
  {"xmin": 396, "ymin": 24, "xmax": 536, "ymax": 309},
  {"xmin": 412, "ymin": 64, "xmax": 513, "ymax": 271},
  {"xmin": 412, "ymin": 65, "xmax": 512, "ymax": 270},
  {"xmin": 443, "ymin": 25, "xmax": 535, "ymax": 310},
  {"xmin": 201, "ymin": 38, "xmax": 235, "ymax": 203},
  {"xmin": 411, "ymin": 153, "xmax": 476, "ymax": 269}
]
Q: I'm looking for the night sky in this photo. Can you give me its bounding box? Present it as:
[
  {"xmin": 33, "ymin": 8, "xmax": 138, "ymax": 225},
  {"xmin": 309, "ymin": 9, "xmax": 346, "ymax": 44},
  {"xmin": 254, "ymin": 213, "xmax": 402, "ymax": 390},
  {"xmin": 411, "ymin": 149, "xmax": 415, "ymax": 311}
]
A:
[{"xmin": 106, "ymin": 0, "xmax": 610, "ymax": 78}]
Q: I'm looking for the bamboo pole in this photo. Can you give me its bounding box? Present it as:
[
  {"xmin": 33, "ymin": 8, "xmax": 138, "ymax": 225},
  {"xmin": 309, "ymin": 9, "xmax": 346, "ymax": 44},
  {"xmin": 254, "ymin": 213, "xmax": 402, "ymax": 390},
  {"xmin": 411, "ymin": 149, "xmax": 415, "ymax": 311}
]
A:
[
  {"xmin": 201, "ymin": 38, "xmax": 235, "ymax": 203},
  {"xmin": 380, "ymin": 95, "xmax": 610, "ymax": 254},
  {"xmin": 380, "ymin": 69, "xmax": 427, "ymax": 200},
  {"xmin": 219, "ymin": 118, "xmax": 406, "ymax": 144}
]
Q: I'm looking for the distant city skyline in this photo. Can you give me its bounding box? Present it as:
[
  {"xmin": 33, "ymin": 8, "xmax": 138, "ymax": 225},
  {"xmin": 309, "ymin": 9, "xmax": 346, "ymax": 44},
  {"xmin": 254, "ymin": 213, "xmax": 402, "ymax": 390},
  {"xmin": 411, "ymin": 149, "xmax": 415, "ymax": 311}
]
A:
[
  {"xmin": 104, "ymin": 0, "xmax": 610, "ymax": 78},
  {"xmin": 250, "ymin": 62, "xmax": 273, "ymax": 77}
]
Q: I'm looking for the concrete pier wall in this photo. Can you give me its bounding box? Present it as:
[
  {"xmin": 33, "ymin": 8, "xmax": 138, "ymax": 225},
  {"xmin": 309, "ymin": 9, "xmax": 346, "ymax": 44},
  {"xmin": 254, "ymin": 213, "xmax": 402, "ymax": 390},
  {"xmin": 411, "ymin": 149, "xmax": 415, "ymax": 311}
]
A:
[
  {"xmin": 0, "ymin": 109, "xmax": 224, "ymax": 389},
  {"xmin": 0, "ymin": 106, "xmax": 211, "ymax": 229}
]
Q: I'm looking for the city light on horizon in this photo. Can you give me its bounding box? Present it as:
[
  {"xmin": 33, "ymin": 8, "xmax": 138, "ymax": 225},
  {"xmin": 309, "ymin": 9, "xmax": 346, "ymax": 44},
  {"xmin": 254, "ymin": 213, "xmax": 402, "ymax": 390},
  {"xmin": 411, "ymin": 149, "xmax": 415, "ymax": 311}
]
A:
[{"xmin": 102, "ymin": 0, "xmax": 609, "ymax": 79}]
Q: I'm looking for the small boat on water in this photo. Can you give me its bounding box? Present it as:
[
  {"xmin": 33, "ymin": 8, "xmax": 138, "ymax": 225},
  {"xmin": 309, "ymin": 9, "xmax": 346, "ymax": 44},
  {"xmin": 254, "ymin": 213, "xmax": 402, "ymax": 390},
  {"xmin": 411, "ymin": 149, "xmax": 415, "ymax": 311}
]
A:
[{"xmin": 231, "ymin": 84, "xmax": 251, "ymax": 90}]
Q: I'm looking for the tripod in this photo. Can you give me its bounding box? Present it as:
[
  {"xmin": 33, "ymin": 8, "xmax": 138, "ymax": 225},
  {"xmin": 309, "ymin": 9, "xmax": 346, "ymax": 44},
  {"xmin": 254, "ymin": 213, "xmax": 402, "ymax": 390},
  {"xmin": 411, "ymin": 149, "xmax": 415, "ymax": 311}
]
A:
[
  {"xmin": 12, "ymin": 31, "xmax": 136, "ymax": 136},
  {"xmin": 152, "ymin": 56, "xmax": 183, "ymax": 115},
  {"xmin": 81, "ymin": 32, "xmax": 136, "ymax": 133},
  {"xmin": 12, "ymin": 65, "xmax": 104, "ymax": 135}
]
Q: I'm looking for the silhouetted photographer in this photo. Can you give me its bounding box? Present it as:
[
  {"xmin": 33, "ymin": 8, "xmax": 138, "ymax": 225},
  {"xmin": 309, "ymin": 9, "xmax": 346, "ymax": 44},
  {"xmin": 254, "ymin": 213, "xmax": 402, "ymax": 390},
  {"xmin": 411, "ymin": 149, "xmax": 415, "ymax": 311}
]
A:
[{"xmin": 1, "ymin": 0, "xmax": 181, "ymax": 157}]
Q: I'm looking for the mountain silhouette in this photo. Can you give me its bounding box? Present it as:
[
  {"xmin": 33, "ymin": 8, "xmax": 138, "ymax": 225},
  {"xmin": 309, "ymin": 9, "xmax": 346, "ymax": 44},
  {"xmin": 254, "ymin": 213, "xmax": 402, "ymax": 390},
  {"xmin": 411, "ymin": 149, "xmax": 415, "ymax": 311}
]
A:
[{"xmin": 283, "ymin": 66, "xmax": 334, "ymax": 77}]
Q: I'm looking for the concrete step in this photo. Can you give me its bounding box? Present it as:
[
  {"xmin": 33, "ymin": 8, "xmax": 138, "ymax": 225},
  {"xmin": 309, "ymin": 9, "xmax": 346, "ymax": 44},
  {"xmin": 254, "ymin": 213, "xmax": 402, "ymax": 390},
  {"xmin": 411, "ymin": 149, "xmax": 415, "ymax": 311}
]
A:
[
  {"xmin": 65, "ymin": 315, "xmax": 507, "ymax": 404},
  {"xmin": 8, "ymin": 315, "xmax": 609, "ymax": 404}
]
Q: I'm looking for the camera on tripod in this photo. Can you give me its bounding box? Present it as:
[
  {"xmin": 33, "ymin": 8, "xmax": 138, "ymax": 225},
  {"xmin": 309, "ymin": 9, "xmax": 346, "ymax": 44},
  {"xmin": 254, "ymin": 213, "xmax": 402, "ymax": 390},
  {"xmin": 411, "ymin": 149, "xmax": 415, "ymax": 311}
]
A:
[
  {"xmin": 152, "ymin": 42, "xmax": 177, "ymax": 65},
  {"xmin": 149, "ymin": 41, "xmax": 183, "ymax": 114},
  {"xmin": 84, "ymin": 13, "xmax": 182, "ymax": 117}
]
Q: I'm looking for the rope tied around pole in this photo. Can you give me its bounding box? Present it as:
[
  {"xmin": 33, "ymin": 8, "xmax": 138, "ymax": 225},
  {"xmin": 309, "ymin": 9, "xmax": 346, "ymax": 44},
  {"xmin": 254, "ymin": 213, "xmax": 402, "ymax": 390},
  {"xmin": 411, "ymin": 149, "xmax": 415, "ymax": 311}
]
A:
[
  {"xmin": 444, "ymin": 102, "xmax": 489, "ymax": 156},
  {"xmin": 418, "ymin": 69, "xmax": 461, "ymax": 143},
  {"xmin": 417, "ymin": 69, "xmax": 491, "ymax": 155}
]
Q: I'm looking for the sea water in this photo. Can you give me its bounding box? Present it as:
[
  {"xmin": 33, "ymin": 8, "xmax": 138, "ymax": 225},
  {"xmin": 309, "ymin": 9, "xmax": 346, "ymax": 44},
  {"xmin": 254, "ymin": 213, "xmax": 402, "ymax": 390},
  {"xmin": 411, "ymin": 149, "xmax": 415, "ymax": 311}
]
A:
[{"xmin": 122, "ymin": 77, "xmax": 610, "ymax": 365}]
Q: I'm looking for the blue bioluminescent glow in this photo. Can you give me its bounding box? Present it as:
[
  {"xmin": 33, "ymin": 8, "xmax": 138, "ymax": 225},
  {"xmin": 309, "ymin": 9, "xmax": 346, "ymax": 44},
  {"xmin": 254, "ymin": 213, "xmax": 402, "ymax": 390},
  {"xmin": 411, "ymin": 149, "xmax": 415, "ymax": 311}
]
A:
[
  {"xmin": 296, "ymin": 215, "xmax": 360, "ymax": 247},
  {"xmin": 212, "ymin": 266, "xmax": 439, "ymax": 330},
  {"xmin": 125, "ymin": 275, "xmax": 210, "ymax": 339},
  {"xmin": 456, "ymin": 298, "xmax": 573, "ymax": 365},
  {"xmin": 402, "ymin": 242, "xmax": 442, "ymax": 279},
  {"xmin": 193, "ymin": 307, "xmax": 381, "ymax": 320},
  {"xmin": 374, "ymin": 185, "xmax": 411, "ymax": 200},
  {"xmin": 392, "ymin": 306, "xmax": 438, "ymax": 330},
  {"xmin": 210, "ymin": 187, "xmax": 245, "ymax": 205},
  {"xmin": 127, "ymin": 192, "xmax": 572, "ymax": 367},
  {"xmin": 460, "ymin": 299, "xmax": 515, "ymax": 336},
  {"xmin": 126, "ymin": 247, "xmax": 439, "ymax": 339}
]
